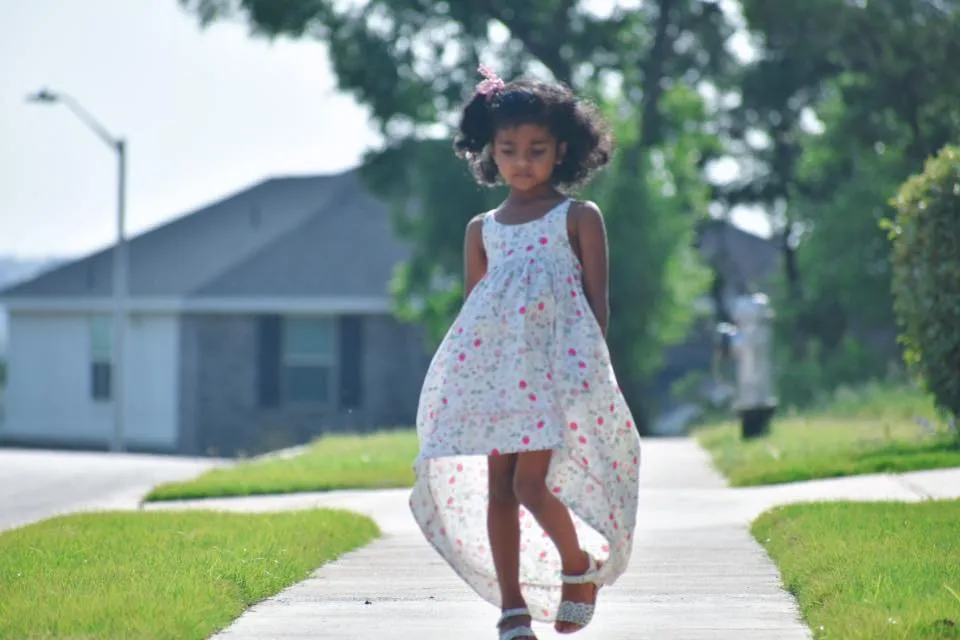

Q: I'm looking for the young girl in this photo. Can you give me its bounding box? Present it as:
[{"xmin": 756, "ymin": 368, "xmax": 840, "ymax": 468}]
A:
[{"xmin": 409, "ymin": 66, "xmax": 641, "ymax": 640}]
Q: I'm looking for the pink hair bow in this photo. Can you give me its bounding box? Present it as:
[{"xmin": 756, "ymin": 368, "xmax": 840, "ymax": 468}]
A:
[{"xmin": 475, "ymin": 64, "xmax": 505, "ymax": 99}]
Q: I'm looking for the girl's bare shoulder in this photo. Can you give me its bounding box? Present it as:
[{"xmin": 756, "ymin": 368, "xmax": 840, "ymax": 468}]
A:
[
  {"xmin": 568, "ymin": 199, "xmax": 603, "ymax": 220},
  {"xmin": 567, "ymin": 199, "xmax": 604, "ymax": 236}
]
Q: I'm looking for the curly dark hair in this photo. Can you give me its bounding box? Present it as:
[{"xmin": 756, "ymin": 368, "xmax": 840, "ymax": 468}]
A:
[{"xmin": 453, "ymin": 79, "xmax": 614, "ymax": 191}]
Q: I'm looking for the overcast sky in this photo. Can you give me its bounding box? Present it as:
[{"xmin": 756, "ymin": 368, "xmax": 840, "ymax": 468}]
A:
[{"xmin": 0, "ymin": 0, "xmax": 767, "ymax": 261}]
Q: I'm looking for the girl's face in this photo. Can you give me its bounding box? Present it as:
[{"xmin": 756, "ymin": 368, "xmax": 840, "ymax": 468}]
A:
[{"xmin": 492, "ymin": 123, "xmax": 566, "ymax": 192}]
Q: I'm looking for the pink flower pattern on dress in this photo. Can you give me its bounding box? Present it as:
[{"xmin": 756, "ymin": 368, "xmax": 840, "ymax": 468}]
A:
[{"xmin": 409, "ymin": 199, "xmax": 642, "ymax": 622}]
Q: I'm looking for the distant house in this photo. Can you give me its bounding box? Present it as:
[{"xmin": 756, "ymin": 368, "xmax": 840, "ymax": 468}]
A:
[
  {"xmin": 0, "ymin": 258, "xmax": 62, "ymax": 358},
  {"xmin": 0, "ymin": 169, "xmax": 429, "ymax": 456}
]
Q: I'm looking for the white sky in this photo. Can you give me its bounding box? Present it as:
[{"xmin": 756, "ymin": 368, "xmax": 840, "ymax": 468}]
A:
[
  {"xmin": 1, "ymin": 0, "xmax": 379, "ymax": 259},
  {"xmin": 0, "ymin": 0, "xmax": 767, "ymax": 260}
]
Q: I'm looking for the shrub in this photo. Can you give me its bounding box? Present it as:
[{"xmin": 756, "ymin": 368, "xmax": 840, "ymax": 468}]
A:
[{"xmin": 887, "ymin": 144, "xmax": 960, "ymax": 420}]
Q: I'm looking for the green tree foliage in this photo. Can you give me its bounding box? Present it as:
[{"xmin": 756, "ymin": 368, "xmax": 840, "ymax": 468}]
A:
[
  {"xmin": 732, "ymin": 0, "xmax": 960, "ymax": 403},
  {"xmin": 179, "ymin": 0, "xmax": 734, "ymax": 135},
  {"xmin": 888, "ymin": 144, "xmax": 960, "ymax": 420},
  {"xmin": 731, "ymin": 0, "xmax": 960, "ymax": 209},
  {"xmin": 768, "ymin": 91, "xmax": 910, "ymax": 408},
  {"xmin": 178, "ymin": 0, "xmax": 734, "ymax": 426},
  {"xmin": 589, "ymin": 85, "xmax": 714, "ymax": 395}
]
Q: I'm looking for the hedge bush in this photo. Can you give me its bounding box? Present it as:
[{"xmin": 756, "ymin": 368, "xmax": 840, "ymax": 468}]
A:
[{"xmin": 887, "ymin": 144, "xmax": 960, "ymax": 420}]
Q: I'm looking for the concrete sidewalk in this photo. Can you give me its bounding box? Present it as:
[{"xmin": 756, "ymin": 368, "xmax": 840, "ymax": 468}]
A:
[{"xmin": 146, "ymin": 440, "xmax": 960, "ymax": 639}]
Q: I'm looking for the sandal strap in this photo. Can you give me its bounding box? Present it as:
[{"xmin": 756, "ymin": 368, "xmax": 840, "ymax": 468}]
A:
[
  {"xmin": 498, "ymin": 608, "xmax": 532, "ymax": 625},
  {"xmin": 500, "ymin": 626, "xmax": 536, "ymax": 640},
  {"xmin": 498, "ymin": 609, "xmax": 536, "ymax": 640},
  {"xmin": 560, "ymin": 554, "xmax": 601, "ymax": 585}
]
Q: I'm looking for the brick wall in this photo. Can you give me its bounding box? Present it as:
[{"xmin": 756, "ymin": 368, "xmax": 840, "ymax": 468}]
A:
[{"xmin": 178, "ymin": 312, "xmax": 429, "ymax": 457}]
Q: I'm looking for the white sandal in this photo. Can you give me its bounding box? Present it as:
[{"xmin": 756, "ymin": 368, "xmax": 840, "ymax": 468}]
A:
[
  {"xmin": 498, "ymin": 607, "xmax": 537, "ymax": 640},
  {"xmin": 555, "ymin": 554, "xmax": 603, "ymax": 633}
]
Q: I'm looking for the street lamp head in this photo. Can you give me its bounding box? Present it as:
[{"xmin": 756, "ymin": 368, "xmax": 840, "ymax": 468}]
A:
[
  {"xmin": 24, "ymin": 88, "xmax": 120, "ymax": 149},
  {"xmin": 26, "ymin": 88, "xmax": 60, "ymax": 104}
]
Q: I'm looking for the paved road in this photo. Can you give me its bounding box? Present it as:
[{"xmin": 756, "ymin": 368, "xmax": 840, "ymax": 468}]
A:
[{"xmin": 0, "ymin": 447, "xmax": 218, "ymax": 533}]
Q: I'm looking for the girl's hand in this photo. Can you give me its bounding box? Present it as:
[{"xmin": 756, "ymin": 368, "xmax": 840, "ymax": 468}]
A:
[{"xmin": 571, "ymin": 201, "xmax": 610, "ymax": 337}]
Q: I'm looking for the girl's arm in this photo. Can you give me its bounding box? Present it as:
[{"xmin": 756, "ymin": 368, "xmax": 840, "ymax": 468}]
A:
[
  {"xmin": 573, "ymin": 201, "xmax": 610, "ymax": 338},
  {"xmin": 463, "ymin": 214, "xmax": 488, "ymax": 300}
]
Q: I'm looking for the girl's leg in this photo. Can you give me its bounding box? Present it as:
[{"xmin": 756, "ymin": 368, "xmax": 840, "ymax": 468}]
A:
[
  {"xmin": 513, "ymin": 450, "xmax": 595, "ymax": 633},
  {"xmin": 488, "ymin": 453, "xmax": 534, "ymax": 637}
]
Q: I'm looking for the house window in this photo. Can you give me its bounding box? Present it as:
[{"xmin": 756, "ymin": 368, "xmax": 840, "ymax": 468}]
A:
[
  {"xmin": 281, "ymin": 317, "xmax": 335, "ymax": 404},
  {"xmin": 90, "ymin": 315, "xmax": 112, "ymax": 401}
]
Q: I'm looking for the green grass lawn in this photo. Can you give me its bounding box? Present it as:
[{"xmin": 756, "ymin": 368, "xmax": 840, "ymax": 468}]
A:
[
  {"xmin": 753, "ymin": 500, "xmax": 960, "ymax": 639},
  {"xmin": 697, "ymin": 384, "xmax": 960, "ymax": 486},
  {"xmin": 147, "ymin": 429, "xmax": 419, "ymax": 502},
  {"xmin": 0, "ymin": 508, "xmax": 378, "ymax": 639}
]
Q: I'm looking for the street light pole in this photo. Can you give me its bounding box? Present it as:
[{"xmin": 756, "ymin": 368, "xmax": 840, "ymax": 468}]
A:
[
  {"xmin": 113, "ymin": 139, "xmax": 127, "ymax": 454},
  {"xmin": 27, "ymin": 88, "xmax": 127, "ymax": 453}
]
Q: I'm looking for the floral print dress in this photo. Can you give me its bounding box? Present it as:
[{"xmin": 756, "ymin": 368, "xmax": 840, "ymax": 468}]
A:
[{"xmin": 409, "ymin": 199, "xmax": 642, "ymax": 622}]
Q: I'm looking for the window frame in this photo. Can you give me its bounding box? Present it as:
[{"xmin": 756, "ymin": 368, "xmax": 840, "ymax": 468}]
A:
[
  {"xmin": 279, "ymin": 315, "xmax": 338, "ymax": 407},
  {"xmin": 89, "ymin": 315, "xmax": 112, "ymax": 402}
]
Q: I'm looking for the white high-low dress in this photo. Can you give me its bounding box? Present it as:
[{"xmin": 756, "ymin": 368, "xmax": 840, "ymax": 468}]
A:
[{"xmin": 409, "ymin": 199, "xmax": 642, "ymax": 622}]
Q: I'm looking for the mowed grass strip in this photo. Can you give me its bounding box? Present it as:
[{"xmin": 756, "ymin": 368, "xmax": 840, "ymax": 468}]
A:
[
  {"xmin": 697, "ymin": 385, "xmax": 960, "ymax": 486},
  {"xmin": 753, "ymin": 500, "xmax": 960, "ymax": 639},
  {"xmin": 0, "ymin": 509, "xmax": 378, "ymax": 639},
  {"xmin": 147, "ymin": 429, "xmax": 419, "ymax": 502}
]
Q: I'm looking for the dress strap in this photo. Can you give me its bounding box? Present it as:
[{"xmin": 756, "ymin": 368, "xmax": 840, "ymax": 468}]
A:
[
  {"xmin": 549, "ymin": 198, "xmax": 574, "ymax": 236},
  {"xmin": 481, "ymin": 209, "xmax": 499, "ymax": 228},
  {"xmin": 550, "ymin": 198, "xmax": 573, "ymax": 218},
  {"xmin": 480, "ymin": 209, "xmax": 498, "ymax": 254}
]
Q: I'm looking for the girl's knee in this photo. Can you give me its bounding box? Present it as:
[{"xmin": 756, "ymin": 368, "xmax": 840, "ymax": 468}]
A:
[
  {"xmin": 513, "ymin": 473, "xmax": 548, "ymax": 511},
  {"xmin": 489, "ymin": 471, "xmax": 518, "ymax": 506}
]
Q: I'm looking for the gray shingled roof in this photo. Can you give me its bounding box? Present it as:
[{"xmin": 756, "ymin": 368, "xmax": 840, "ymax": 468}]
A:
[{"xmin": 0, "ymin": 169, "xmax": 409, "ymax": 300}]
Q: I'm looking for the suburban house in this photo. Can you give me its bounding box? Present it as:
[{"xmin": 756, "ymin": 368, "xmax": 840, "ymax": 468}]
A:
[{"xmin": 0, "ymin": 169, "xmax": 430, "ymax": 456}]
